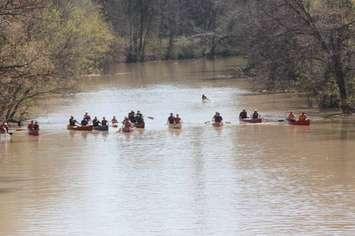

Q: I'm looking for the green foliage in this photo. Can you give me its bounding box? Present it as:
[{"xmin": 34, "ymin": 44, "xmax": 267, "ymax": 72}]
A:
[
  {"xmin": 39, "ymin": 1, "xmax": 115, "ymax": 77},
  {"xmin": 0, "ymin": 0, "xmax": 115, "ymax": 121}
]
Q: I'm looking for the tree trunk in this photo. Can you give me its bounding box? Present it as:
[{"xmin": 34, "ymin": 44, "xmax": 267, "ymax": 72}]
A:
[{"xmin": 332, "ymin": 55, "xmax": 352, "ymax": 114}]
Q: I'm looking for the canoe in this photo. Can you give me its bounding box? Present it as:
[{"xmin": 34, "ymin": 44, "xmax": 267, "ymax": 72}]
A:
[
  {"xmin": 94, "ymin": 125, "xmax": 109, "ymax": 131},
  {"xmin": 212, "ymin": 122, "xmax": 223, "ymax": 127},
  {"xmin": 288, "ymin": 119, "xmax": 310, "ymax": 126},
  {"xmin": 240, "ymin": 118, "xmax": 262, "ymax": 123},
  {"xmin": 134, "ymin": 122, "xmax": 145, "ymax": 129},
  {"xmin": 28, "ymin": 130, "xmax": 39, "ymax": 136},
  {"xmin": 122, "ymin": 127, "xmax": 134, "ymax": 133},
  {"xmin": 169, "ymin": 123, "xmax": 182, "ymax": 129},
  {"xmin": 67, "ymin": 125, "xmax": 93, "ymax": 131}
]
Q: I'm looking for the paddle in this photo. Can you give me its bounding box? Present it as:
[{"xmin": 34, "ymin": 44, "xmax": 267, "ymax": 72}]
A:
[{"xmin": 147, "ymin": 116, "xmax": 154, "ymax": 120}]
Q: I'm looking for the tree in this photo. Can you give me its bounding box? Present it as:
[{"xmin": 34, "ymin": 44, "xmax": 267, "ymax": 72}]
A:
[
  {"xmin": 0, "ymin": 0, "xmax": 114, "ymax": 122},
  {"xmin": 231, "ymin": 0, "xmax": 354, "ymax": 113}
]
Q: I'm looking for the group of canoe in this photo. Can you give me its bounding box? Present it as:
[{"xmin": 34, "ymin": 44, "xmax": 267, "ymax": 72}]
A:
[
  {"xmin": 209, "ymin": 110, "xmax": 310, "ymax": 127},
  {"xmin": 1, "ymin": 109, "xmax": 311, "ymax": 138},
  {"xmin": 1, "ymin": 96, "xmax": 311, "ymax": 138},
  {"xmin": 0, "ymin": 120, "xmax": 40, "ymax": 136},
  {"xmin": 67, "ymin": 111, "xmax": 147, "ymax": 133}
]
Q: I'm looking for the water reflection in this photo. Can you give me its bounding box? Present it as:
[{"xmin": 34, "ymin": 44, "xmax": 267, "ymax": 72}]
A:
[{"xmin": 1, "ymin": 58, "xmax": 355, "ymax": 235}]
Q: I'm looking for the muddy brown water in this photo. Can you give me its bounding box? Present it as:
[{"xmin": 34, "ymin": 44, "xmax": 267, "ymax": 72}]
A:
[{"xmin": 1, "ymin": 58, "xmax": 355, "ymax": 235}]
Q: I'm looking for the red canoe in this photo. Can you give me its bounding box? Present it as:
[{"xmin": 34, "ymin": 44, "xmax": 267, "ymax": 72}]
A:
[
  {"xmin": 122, "ymin": 127, "xmax": 134, "ymax": 133},
  {"xmin": 240, "ymin": 118, "xmax": 262, "ymax": 123},
  {"xmin": 287, "ymin": 119, "xmax": 310, "ymax": 126},
  {"xmin": 67, "ymin": 125, "xmax": 93, "ymax": 131},
  {"xmin": 28, "ymin": 130, "xmax": 39, "ymax": 136}
]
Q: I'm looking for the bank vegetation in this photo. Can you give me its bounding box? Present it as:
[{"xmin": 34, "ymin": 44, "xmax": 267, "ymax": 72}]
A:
[{"xmin": 0, "ymin": 0, "xmax": 354, "ymax": 121}]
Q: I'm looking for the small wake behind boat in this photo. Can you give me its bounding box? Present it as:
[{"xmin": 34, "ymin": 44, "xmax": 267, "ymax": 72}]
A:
[
  {"xmin": 287, "ymin": 119, "xmax": 310, "ymax": 126},
  {"xmin": 67, "ymin": 125, "xmax": 93, "ymax": 131},
  {"xmin": 240, "ymin": 118, "xmax": 263, "ymax": 123}
]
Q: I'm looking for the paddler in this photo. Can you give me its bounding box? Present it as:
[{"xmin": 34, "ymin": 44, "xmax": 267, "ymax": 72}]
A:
[
  {"xmin": 111, "ymin": 116, "xmax": 118, "ymax": 124},
  {"xmin": 128, "ymin": 111, "xmax": 136, "ymax": 123},
  {"xmin": 92, "ymin": 116, "xmax": 100, "ymax": 127},
  {"xmin": 135, "ymin": 113, "xmax": 144, "ymax": 125},
  {"xmin": 0, "ymin": 122, "xmax": 9, "ymax": 134},
  {"xmin": 168, "ymin": 113, "xmax": 175, "ymax": 124},
  {"xmin": 287, "ymin": 112, "xmax": 296, "ymax": 122},
  {"xmin": 33, "ymin": 121, "xmax": 39, "ymax": 131},
  {"xmin": 27, "ymin": 120, "xmax": 34, "ymax": 131},
  {"xmin": 69, "ymin": 116, "xmax": 77, "ymax": 126},
  {"xmin": 83, "ymin": 112, "xmax": 91, "ymax": 122},
  {"xmin": 213, "ymin": 112, "xmax": 223, "ymax": 123},
  {"xmin": 81, "ymin": 118, "xmax": 88, "ymax": 126},
  {"xmin": 252, "ymin": 110, "xmax": 259, "ymax": 119},
  {"xmin": 175, "ymin": 114, "xmax": 181, "ymax": 124},
  {"xmin": 239, "ymin": 109, "xmax": 248, "ymax": 119},
  {"xmin": 101, "ymin": 117, "xmax": 108, "ymax": 127},
  {"xmin": 202, "ymin": 94, "xmax": 208, "ymax": 101},
  {"xmin": 123, "ymin": 117, "xmax": 132, "ymax": 127},
  {"xmin": 299, "ymin": 112, "xmax": 307, "ymax": 121}
]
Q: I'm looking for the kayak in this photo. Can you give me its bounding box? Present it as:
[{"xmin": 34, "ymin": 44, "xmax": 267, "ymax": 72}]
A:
[
  {"xmin": 134, "ymin": 122, "xmax": 145, "ymax": 129},
  {"xmin": 212, "ymin": 122, "xmax": 223, "ymax": 127},
  {"xmin": 94, "ymin": 125, "xmax": 109, "ymax": 131},
  {"xmin": 67, "ymin": 125, "xmax": 93, "ymax": 131},
  {"xmin": 240, "ymin": 118, "xmax": 262, "ymax": 123},
  {"xmin": 288, "ymin": 119, "xmax": 310, "ymax": 126},
  {"xmin": 169, "ymin": 123, "xmax": 182, "ymax": 129},
  {"xmin": 28, "ymin": 130, "xmax": 39, "ymax": 136}
]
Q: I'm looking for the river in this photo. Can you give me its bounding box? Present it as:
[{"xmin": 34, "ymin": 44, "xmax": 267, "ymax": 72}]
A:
[{"xmin": 1, "ymin": 57, "xmax": 355, "ymax": 235}]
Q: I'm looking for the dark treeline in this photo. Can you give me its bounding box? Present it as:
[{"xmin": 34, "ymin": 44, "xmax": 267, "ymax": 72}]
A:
[
  {"xmin": 0, "ymin": 0, "xmax": 354, "ymax": 121},
  {"xmin": 233, "ymin": 0, "xmax": 355, "ymax": 113},
  {"xmin": 101, "ymin": 0, "xmax": 354, "ymax": 112},
  {"xmin": 100, "ymin": 0, "xmax": 239, "ymax": 62}
]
